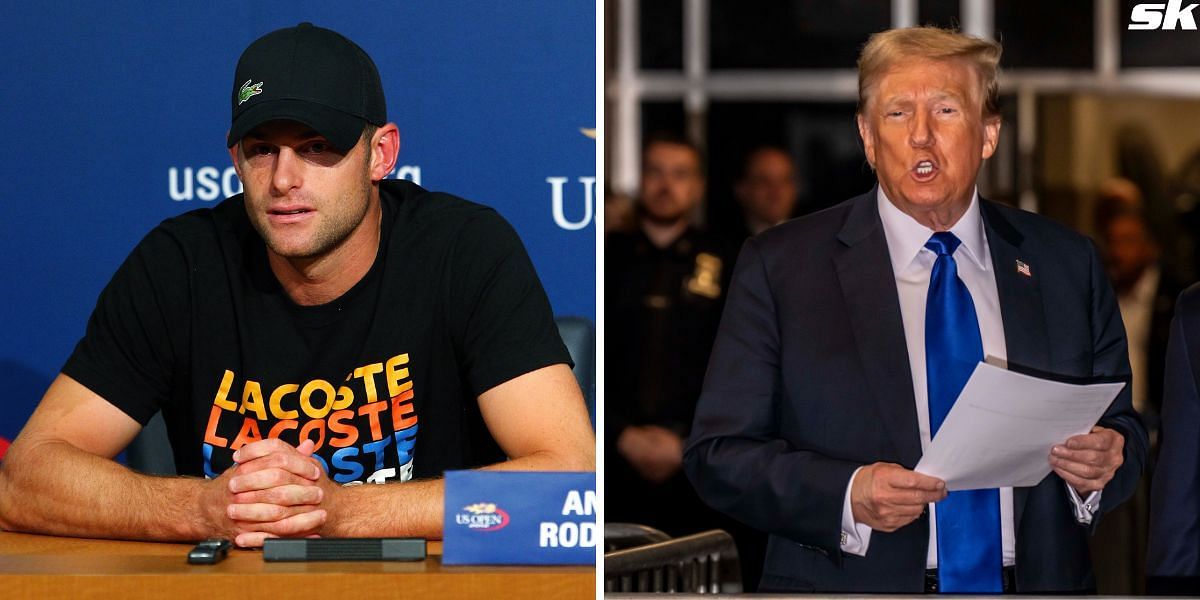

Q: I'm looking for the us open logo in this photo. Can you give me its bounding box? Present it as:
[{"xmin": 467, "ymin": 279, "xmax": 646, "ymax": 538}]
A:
[{"xmin": 454, "ymin": 502, "xmax": 510, "ymax": 532}]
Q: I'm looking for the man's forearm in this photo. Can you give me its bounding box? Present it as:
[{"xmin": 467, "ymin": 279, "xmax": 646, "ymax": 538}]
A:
[
  {"xmin": 327, "ymin": 449, "xmax": 594, "ymax": 538},
  {"xmin": 0, "ymin": 439, "xmax": 208, "ymax": 541},
  {"xmin": 326, "ymin": 478, "xmax": 444, "ymax": 538}
]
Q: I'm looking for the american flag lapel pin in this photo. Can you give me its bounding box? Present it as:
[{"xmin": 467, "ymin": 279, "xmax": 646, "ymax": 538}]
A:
[{"xmin": 1016, "ymin": 259, "xmax": 1031, "ymax": 277}]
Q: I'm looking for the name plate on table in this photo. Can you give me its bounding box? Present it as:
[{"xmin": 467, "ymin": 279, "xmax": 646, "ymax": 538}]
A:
[{"xmin": 442, "ymin": 471, "xmax": 596, "ymax": 565}]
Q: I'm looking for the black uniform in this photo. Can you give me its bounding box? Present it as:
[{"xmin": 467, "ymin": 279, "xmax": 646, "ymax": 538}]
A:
[
  {"xmin": 606, "ymin": 225, "xmax": 767, "ymax": 589},
  {"xmin": 606, "ymin": 226, "xmax": 726, "ymax": 532}
]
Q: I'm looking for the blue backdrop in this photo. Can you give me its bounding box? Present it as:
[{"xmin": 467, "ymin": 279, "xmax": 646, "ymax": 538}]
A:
[{"xmin": 0, "ymin": 2, "xmax": 596, "ymax": 447}]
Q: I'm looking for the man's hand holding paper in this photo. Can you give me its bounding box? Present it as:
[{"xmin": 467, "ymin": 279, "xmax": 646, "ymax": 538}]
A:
[
  {"xmin": 1050, "ymin": 426, "xmax": 1125, "ymax": 495},
  {"xmin": 914, "ymin": 362, "xmax": 1127, "ymax": 491},
  {"xmin": 850, "ymin": 462, "xmax": 947, "ymax": 532}
]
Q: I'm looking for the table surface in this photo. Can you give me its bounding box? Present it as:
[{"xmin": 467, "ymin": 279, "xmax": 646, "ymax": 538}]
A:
[{"xmin": 0, "ymin": 530, "xmax": 595, "ymax": 599}]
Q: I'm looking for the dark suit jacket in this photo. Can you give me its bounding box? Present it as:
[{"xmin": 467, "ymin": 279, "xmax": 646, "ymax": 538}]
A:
[
  {"xmin": 1147, "ymin": 283, "xmax": 1200, "ymax": 593},
  {"xmin": 683, "ymin": 190, "xmax": 1147, "ymax": 593},
  {"xmin": 1144, "ymin": 269, "xmax": 1183, "ymax": 432}
]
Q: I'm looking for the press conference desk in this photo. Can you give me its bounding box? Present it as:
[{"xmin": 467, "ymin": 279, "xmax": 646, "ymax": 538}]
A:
[{"xmin": 0, "ymin": 531, "xmax": 594, "ymax": 599}]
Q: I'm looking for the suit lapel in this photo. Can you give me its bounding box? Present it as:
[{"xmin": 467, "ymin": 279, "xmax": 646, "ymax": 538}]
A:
[
  {"xmin": 833, "ymin": 191, "xmax": 923, "ymax": 467},
  {"xmin": 981, "ymin": 200, "xmax": 1050, "ymax": 531}
]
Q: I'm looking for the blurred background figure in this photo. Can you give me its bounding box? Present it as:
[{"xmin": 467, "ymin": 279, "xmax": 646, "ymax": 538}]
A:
[
  {"xmin": 606, "ymin": 132, "xmax": 722, "ymax": 539},
  {"xmin": 1100, "ymin": 181, "xmax": 1179, "ymax": 432},
  {"xmin": 1146, "ymin": 291, "xmax": 1200, "ymax": 596},
  {"xmin": 605, "ymin": 132, "xmax": 765, "ymax": 588},
  {"xmin": 714, "ymin": 145, "xmax": 801, "ymax": 266},
  {"xmin": 1094, "ymin": 177, "xmax": 1144, "ymax": 225},
  {"xmin": 1090, "ymin": 179, "xmax": 1181, "ymax": 594},
  {"xmin": 732, "ymin": 145, "xmax": 800, "ymax": 238},
  {"xmin": 605, "ymin": 185, "xmax": 637, "ymax": 234}
]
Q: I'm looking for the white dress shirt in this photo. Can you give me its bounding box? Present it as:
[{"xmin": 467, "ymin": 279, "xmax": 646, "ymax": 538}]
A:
[
  {"xmin": 1117, "ymin": 265, "xmax": 1160, "ymax": 414},
  {"xmin": 838, "ymin": 188, "xmax": 1098, "ymax": 568}
]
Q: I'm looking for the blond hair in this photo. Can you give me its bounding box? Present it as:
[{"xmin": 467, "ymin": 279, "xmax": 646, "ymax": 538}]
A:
[{"xmin": 857, "ymin": 27, "xmax": 1001, "ymax": 117}]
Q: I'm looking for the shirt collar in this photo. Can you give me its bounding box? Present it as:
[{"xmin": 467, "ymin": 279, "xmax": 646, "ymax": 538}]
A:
[{"xmin": 877, "ymin": 186, "xmax": 989, "ymax": 275}]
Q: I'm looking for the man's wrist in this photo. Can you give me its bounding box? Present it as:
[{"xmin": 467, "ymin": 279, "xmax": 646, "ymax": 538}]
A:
[
  {"xmin": 841, "ymin": 466, "xmax": 872, "ymax": 556},
  {"xmin": 175, "ymin": 476, "xmax": 221, "ymax": 540},
  {"xmin": 319, "ymin": 481, "xmax": 355, "ymax": 537}
]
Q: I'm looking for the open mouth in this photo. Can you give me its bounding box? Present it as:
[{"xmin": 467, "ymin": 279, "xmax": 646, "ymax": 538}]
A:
[{"xmin": 912, "ymin": 159, "xmax": 938, "ymax": 181}]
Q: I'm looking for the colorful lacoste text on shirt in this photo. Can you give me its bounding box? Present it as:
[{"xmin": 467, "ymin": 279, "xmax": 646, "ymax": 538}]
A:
[{"xmin": 201, "ymin": 353, "xmax": 418, "ymax": 485}]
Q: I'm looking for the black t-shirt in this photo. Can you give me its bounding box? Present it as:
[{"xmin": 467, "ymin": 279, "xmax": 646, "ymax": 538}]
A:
[{"xmin": 63, "ymin": 179, "xmax": 571, "ymax": 483}]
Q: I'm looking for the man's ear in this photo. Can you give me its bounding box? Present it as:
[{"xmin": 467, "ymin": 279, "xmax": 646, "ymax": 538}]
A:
[
  {"xmin": 981, "ymin": 114, "xmax": 1001, "ymax": 160},
  {"xmin": 369, "ymin": 123, "xmax": 401, "ymax": 182},
  {"xmin": 227, "ymin": 144, "xmax": 243, "ymax": 180},
  {"xmin": 857, "ymin": 113, "xmax": 876, "ymax": 169}
]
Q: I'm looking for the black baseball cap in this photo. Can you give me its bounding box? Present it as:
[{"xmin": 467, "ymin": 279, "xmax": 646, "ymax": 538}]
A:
[{"xmin": 227, "ymin": 22, "xmax": 386, "ymax": 152}]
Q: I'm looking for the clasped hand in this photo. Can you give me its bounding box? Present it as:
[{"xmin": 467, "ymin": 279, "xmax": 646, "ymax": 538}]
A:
[
  {"xmin": 616, "ymin": 425, "xmax": 684, "ymax": 484},
  {"xmin": 201, "ymin": 438, "xmax": 338, "ymax": 547}
]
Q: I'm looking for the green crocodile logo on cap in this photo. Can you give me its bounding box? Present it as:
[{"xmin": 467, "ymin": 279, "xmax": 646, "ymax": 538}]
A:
[{"xmin": 238, "ymin": 79, "xmax": 263, "ymax": 105}]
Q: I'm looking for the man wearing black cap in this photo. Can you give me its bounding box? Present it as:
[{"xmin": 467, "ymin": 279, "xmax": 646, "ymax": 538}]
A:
[{"xmin": 0, "ymin": 23, "xmax": 594, "ymax": 547}]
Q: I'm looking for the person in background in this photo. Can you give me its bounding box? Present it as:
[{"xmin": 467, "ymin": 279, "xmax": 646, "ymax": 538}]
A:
[
  {"xmin": 608, "ymin": 132, "xmax": 767, "ymax": 584},
  {"xmin": 1097, "ymin": 184, "xmax": 1178, "ymax": 435},
  {"xmin": 606, "ymin": 132, "xmax": 722, "ymax": 535},
  {"xmin": 1089, "ymin": 185, "xmax": 1179, "ymax": 594},
  {"xmin": 717, "ymin": 145, "xmax": 801, "ymax": 268},
  {"xmin": 735, "ymin": 145, "xmax": 800, "ymax": 238},
  {"xmin": 604, "ymin": 185, "xmax": 636, "ymax": 234},
  {"xmin": 1148, "ymin": 282, "xmax": 1200, "ymax": 595}
]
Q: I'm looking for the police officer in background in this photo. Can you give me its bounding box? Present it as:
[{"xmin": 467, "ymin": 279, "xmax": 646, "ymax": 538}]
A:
[
  {"xmin": 607, "ymin": 132, "xmax": 768, "ymax": 587},
  {"xmin": 606, "ymin": 132, "xmax": 725, "ymax": 533}
]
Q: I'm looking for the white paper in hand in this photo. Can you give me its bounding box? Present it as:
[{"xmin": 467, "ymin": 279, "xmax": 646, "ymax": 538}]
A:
[{"xmin": 914, "ymin": 361, "xmax": 1125, "ymax": 491}]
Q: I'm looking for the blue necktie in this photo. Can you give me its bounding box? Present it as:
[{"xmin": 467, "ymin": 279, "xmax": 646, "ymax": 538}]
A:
[{"xmin": 924, "ymin": 232, "xmax": 1002, "ymax": 593}]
